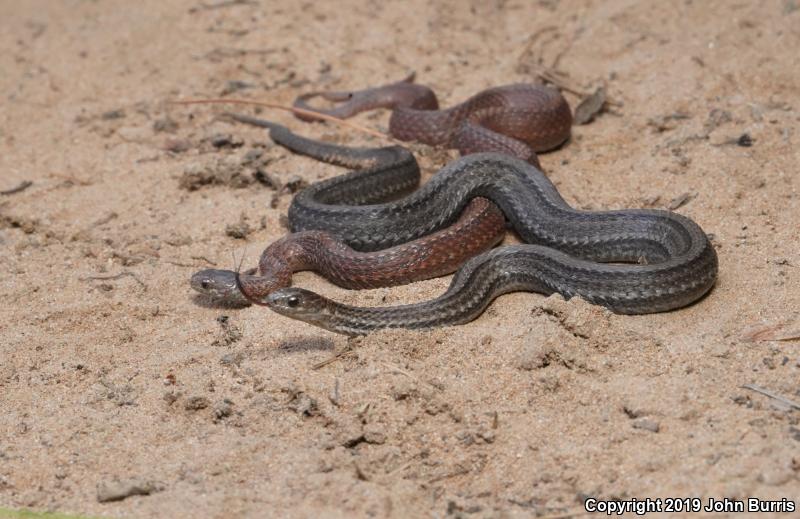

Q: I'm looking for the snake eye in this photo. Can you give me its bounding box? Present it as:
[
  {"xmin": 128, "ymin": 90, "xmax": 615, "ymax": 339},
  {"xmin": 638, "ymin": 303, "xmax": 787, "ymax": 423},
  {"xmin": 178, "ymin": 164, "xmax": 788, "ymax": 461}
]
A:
[
  {"xmin": 201, "ymin": 280, "xmax": 210, "ymax": 290},
  {"xmin": 287, "ymin": 296, "xmax": 300, "ymax": 308}
]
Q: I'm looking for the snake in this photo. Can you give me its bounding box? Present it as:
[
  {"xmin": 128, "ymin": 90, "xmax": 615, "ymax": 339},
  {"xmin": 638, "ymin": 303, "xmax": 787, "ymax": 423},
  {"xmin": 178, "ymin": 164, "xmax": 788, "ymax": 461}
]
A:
[
  {"xmin": 233, "ymin": 152, "xmax": 718, "ymax": 335},
  {"xmin": 191, "ymin": 115, "xmax": 506, "ymax": 305},
  {"xmin": 192, "ymin": 77, "xmax": 574, "ymax": 302},
  {"xmin": 293, "ymin": 73, "xmax": 573, "ymax": 167},
  {"xmin": 192, "ymin": 197, "xmax": 505, "ymax": 306}
]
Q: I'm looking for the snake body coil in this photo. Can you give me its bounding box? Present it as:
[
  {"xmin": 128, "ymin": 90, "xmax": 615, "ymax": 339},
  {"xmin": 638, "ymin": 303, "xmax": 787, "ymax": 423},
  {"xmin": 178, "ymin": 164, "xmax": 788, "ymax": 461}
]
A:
[
  {"xmin": 191, "ymin": 116, "xmax": 506, "ymax": 305},
  {"xmin": 265, "ymin": 241, "xmax": 717, "ymax": 335},
  {"xmin": 294, "ymin": 75, "xmax": 572, "ymax": 166},
  {"xmin": 192, "ymin": 198, "xmax": 504, "ymax": 306},
  {"xmin": 244, "ymin": 152, "xmax": 718, "ymax": 333}
]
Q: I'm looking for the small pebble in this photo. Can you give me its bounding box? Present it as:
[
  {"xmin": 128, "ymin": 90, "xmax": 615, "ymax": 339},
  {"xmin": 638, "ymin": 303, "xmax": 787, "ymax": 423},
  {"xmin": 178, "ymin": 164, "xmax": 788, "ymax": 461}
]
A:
[
  {"xmin": 101, "ymin": 109, "xmax": 126, "ymax": 120},
  {"xmin": 210, "ymin": 133, "xmax": 243, "ymax": 148},
  {"xmin": 184, "ymin": 396, "xmax": 210, "ymax": 411},
  {"xmin": 213, "ymin": 399, "xmax": 234, "ymax": 420},
  {"xmin": 632, "ymin": 418, "xmax": 660, "ymax": 433},
  {"xmin": 153, "ymin": 117, "xmax": 178, "ymax": 133},
  {"xmin": 737, "ymin": 133, "xmax": 753, "ymax": 147}
]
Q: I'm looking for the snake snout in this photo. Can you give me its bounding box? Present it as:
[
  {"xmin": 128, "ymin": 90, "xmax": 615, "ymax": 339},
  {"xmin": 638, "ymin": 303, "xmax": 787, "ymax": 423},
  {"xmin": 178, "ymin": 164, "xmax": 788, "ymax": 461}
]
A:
[{"xmin": 190, "ymin": 269, "xmax": 240, "ymax": 300}]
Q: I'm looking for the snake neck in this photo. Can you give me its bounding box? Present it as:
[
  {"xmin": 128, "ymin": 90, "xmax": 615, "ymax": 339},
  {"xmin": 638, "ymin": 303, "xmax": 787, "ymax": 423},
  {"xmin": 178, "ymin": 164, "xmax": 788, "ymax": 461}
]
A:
[{"xmin": 239, "ymin": 235, "xmax": 319, "ymax": 300}]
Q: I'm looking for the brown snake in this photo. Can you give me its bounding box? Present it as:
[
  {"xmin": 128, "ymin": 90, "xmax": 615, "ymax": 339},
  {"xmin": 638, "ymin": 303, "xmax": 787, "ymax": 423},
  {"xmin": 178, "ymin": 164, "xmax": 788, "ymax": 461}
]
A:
[
  {"xmin": 192, "ymin": 76, "xmax": 574, "ymax": 305},
  {"xmin": 192, "ymin": 199, "xmax": 505, "ymax": 306},
  {"xmin": 293, "ymin": 73, "xmax": 572, "ymax": 167}
]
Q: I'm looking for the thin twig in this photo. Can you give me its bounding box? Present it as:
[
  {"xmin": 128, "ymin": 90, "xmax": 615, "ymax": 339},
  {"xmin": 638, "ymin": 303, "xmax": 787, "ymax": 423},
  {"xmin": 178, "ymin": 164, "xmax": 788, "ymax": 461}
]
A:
[
  {"xmin": 741, "ymin": 384, "xmax": 800, "ymax": 410},
  {"xmin": 312, "ymin": 345, "xmax": 354, "ymax": 370},
  {"xmin": 428, "ymin": 464, "xmax": 470, "ymax": 484},
  {"xmin": 170, "ymin": 98, "xmax": 390, "ymax": 140},
  {"xmin": 1, "ymin": 181, "xmax": 33, "ymax": 196}
]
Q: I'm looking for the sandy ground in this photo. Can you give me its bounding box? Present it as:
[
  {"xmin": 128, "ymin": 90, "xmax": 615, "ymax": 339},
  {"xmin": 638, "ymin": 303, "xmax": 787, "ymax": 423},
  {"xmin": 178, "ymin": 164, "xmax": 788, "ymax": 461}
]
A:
[{"xmin": 1, "ymin": 0, "xmax": 799, "ymax": 517}]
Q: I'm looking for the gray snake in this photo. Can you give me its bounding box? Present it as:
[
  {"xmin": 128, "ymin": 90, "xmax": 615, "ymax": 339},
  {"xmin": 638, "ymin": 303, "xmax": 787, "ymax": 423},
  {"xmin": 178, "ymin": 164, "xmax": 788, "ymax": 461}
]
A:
[{"xmin": 239, "ymin": 153, "xmax": 718, "ymax": 334}]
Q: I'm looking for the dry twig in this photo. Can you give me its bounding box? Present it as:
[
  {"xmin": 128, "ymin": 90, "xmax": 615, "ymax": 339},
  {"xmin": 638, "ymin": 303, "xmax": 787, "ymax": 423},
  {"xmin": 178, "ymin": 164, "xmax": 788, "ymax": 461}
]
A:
[
  {"xmin": 1, "ymin": 181, "xmax": 33, "ymax": 196},
  {"xmin": 742, "ymin": 384, "xmax": 800, "ymax": 411}
]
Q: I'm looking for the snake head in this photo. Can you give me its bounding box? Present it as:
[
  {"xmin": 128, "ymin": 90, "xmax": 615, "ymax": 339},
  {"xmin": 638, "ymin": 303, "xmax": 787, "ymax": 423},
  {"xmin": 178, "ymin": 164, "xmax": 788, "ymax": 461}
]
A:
[
  {"xmin": 190, "ymin": 268, "xmax": 252, "ymax": 306},
  {"xmin": 266, "ymin": 288, "xmax": 337, "ymax": 328}
]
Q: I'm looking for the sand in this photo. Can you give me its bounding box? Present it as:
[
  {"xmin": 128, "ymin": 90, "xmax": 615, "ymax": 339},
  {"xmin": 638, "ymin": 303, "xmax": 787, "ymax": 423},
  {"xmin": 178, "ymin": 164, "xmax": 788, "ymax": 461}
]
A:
[{"xmin": 1, "ymin": 0, "xmax": 798, "ymax": 517}]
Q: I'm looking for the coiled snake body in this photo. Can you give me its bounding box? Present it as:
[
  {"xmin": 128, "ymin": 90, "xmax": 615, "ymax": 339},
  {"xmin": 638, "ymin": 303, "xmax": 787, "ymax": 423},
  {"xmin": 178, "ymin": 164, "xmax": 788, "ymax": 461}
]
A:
[
  {"xmin": 192, "ymin": 83, "xmax": 717, "ymax": 333},
  {"xmin": 250, "ymin": 153, "xmax": 718, "ymax": 334},
  {"xmin": 294, "ymin": 74, "xmax": 572, "ymax": 166},
  {"xmin": 193, "ymin": 79, "xmax": 574, "ymax": 304},
  {"xmin": 191, "ymin": 116, "xmax": 506, "ymax": 305}
]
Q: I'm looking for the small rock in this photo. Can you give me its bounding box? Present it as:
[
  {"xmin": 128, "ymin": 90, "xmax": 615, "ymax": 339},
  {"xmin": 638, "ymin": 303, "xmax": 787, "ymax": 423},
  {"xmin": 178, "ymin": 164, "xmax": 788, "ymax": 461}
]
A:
[
  {"xmin": 705, "ymin": 109, "xmax": 732, "ymax": 131},
  {"xmin": 212, "ymin": 315, "xmax": 243, "ymax": 346},
  {"xmin": 477, "ymin": 428, "xmax": 496, "ymax": 444},
  {"xmin": 213, "ymin": 399, "xmax": 234, "ymax": 420},
  {"xmin": 220, "ymin": 80, "xmax": 254, "ymax": 95},
  {"xmin": 210, "ymin": 133, "xmax": 244, "ymax": 148},
  {"xmin": 632, "ymin": 418, "xmax": 660, "ymax": 433},
  {"xmin": 153, "ymin": 117, "xmax": 178, "ymax": 133},
  {"xmin": 254, "ymin": 168, "xmax": 281, "ymax": 189},
  {"xmin": 163, "ymin": 138, "xmax": 192, "ymax": 153},
  {"xmin": 179, "ymin": 158, "xmax": 253, "ymax": 190},
  {"xmin": 185, "ymin": 396, "xmax": 210, "ymax": 411},
  {"xmin": 647, "ymin": 112, "xmax": 690, "ymax": 133},
  {"xmin": 287, "ymin": 391, "xmax": 318, "ymax": 417},
  {"xmin": 758, "ymin": 466, "xmax": 793, "ymax": 486},
  {"xmin": 391, "ymin": 378, "xmax": 416, "ymax": 400},
  {"xmin": 573, "ymin": 87, "xmax": 607, "ymax": 125},
  {"xmin": 225, "ymin": 220, "xmax": 252, "ymax": 240},
  {"xmin": 284, "ymin": 175, "xmax": 308, "ymax": 193},
  {"xmin": 737, "ymin": 133, "xmax": 753, "ymax": 147},
  {"xmin": 668, "ymin": 191, "xmax": 697, "ymax": 210},
  {"xmin": 96, "ymin": 478, "xmax": 163, "ymax": 502},
  {"xmin": 242, "ymin": 148, "xmax": 264, "ymax": 164},
  {"xmin": 516, "ymin": 340, "xmax": 557, "ymax": 370},
  {"xmin": 101, "ymin": 109, "xmax": 126, "ymax": 120},
  {"xmin": 163, "ymin": 391, "xmax": 180, "ymax": 406},
  {"xmin": 219, "ymin": 352, "xmax": 242, "ymax": 365},
  {"xmin": 363, "ymin": 424, "xmax": 387, "ymax": 445}
]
